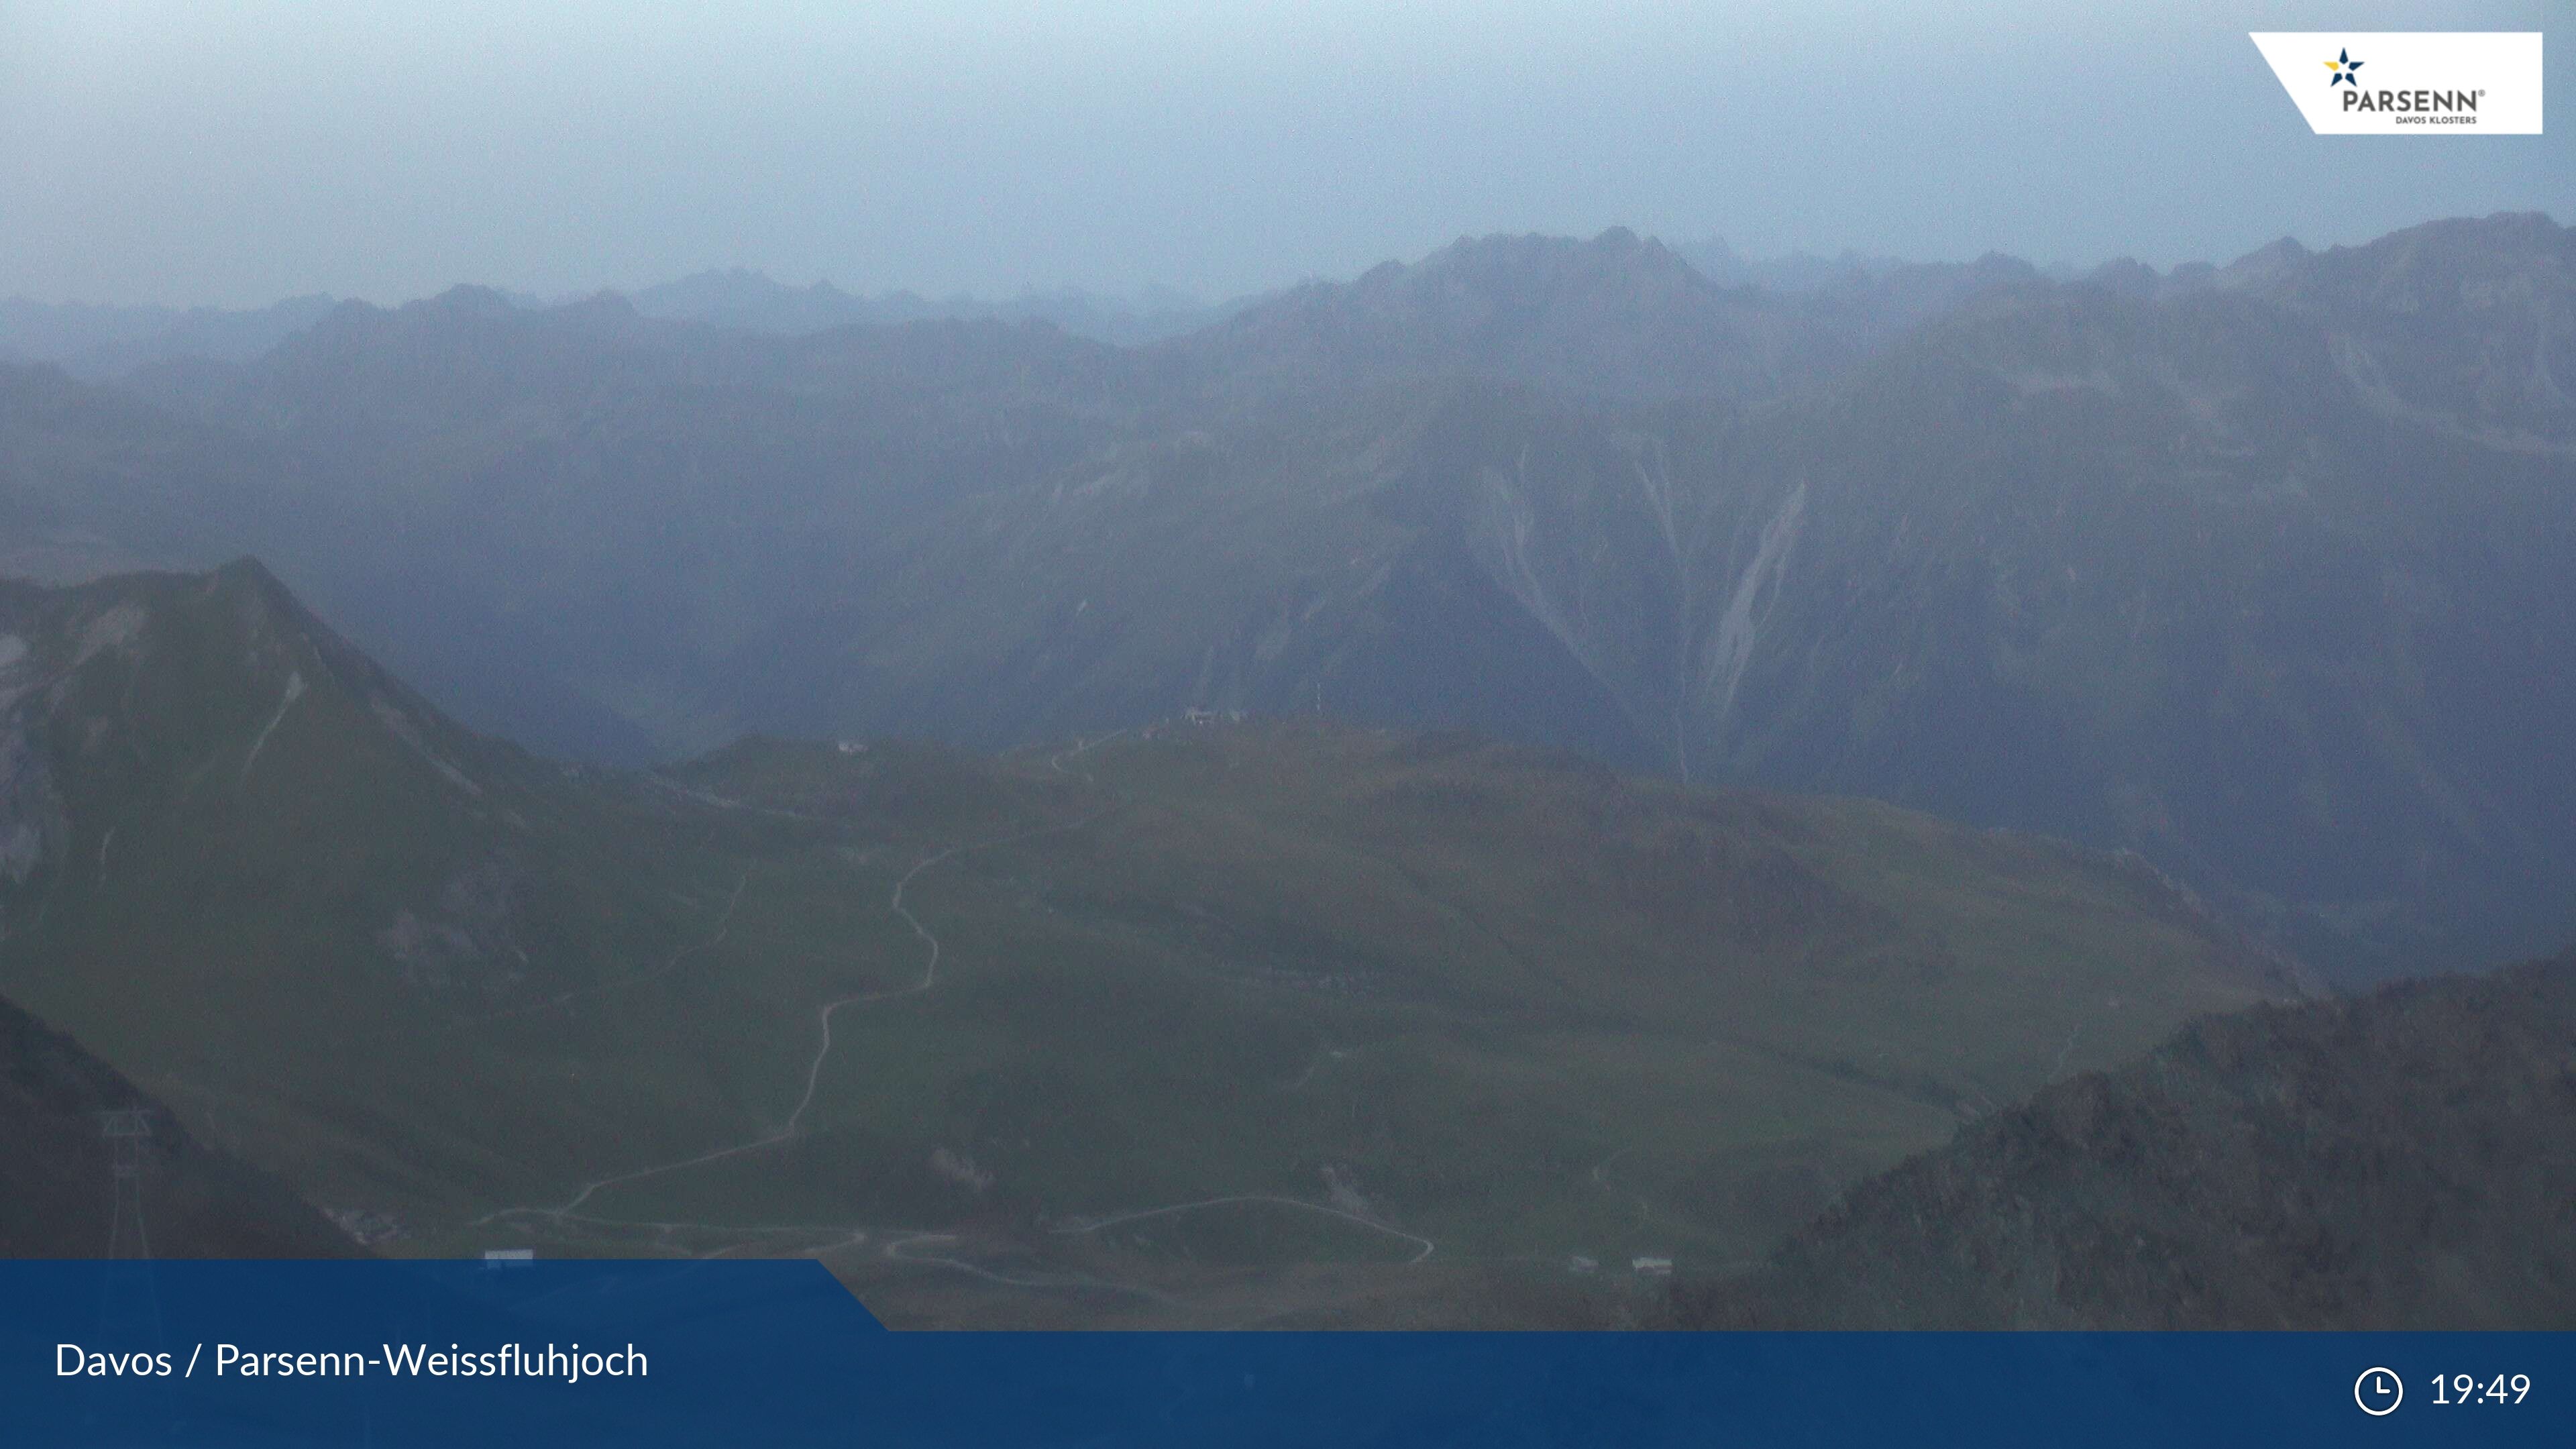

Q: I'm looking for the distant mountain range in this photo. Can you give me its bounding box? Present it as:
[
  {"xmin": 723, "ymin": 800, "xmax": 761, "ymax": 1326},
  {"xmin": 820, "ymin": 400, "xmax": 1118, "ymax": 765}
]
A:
[
  {"xmin": 0, "ymin": 213, "xmax": 2568, "ymax": 978},
  {"xmin": 0, "ymin": 294, "xmax": 341, "ymax": 381},
  {"xmin": 0, "ymin": 272, "xmax": 1242, "ymax": 379},
  {"xmin": 627, "ymin": 269, "xmax": 1250, "ymax": 345}
]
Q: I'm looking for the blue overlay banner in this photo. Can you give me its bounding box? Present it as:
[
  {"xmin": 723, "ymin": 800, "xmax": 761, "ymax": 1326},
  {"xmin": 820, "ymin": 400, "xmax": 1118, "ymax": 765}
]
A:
[{"xmin": 2, "ymin": 1261, "xmax": 2567, "ymax": 1445}]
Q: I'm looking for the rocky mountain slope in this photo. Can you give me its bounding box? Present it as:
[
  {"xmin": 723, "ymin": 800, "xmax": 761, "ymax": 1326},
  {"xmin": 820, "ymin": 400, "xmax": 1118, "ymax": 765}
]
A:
[
  {"xmin": 1, "ymin": 990, "xmax": 352, "ymax": 1257},
  {"xmin": 746, "ymin": 220, "xmax": 2576, "ymax": 973},
  {"xmin": 1684, "ymin": 946, "xmax": 2576, "ymax": 1329}
]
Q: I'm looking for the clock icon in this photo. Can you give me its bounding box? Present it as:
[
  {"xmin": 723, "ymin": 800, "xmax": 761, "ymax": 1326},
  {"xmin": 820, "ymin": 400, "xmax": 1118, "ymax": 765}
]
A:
[{"xmin": 2356, "ymin": 1367, "xmax": 2404, "ymax": 1416}]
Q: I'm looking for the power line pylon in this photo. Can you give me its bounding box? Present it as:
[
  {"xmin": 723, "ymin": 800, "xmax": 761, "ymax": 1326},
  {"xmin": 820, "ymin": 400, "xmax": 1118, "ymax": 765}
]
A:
[
  {"xmin": 100, "ymin": 1108, "xmax": 154, "ymax": 1259},
  {"xmin": 98, "ymin": 1108, "xmax": 162, "ymax": 1349}
]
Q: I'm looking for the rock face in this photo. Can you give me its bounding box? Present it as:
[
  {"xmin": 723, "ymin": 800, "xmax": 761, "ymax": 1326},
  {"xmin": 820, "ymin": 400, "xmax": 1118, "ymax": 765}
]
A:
[
  {"xmin": 1686, "ymin": 947, "xmax": 2576, "ymax": 1329},
  {"xmin": 0, "ymin": 990, "xmax": 354, "ymax": 1257}
]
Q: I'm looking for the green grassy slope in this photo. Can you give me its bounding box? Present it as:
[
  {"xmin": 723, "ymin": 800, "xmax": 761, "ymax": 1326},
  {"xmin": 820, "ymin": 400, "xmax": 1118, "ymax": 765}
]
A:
[
  {"xmin": 0, "ymin": 563, "xmax": 2293, "ymax": 1318},
  {"xmin": 0, "ymin": 561, "xmax": 737, "ymax": 1216}
]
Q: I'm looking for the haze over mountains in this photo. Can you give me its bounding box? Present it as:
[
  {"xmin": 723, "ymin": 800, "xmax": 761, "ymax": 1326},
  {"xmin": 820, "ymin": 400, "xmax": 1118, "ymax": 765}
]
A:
[
  {"xmin": 0, "ymin": 294, "xmax": 341, "ymax": 382},
  {"xmin": 0, "ymin": 213, "xmax": 2569, "ymax": 982},
  {"xmin": 627, "ymin": 272, "xmax": 1249, "ymax": 347},
  {"xmin": 0, "ymin": 274, "xmax": 1242, "ymax": 379}
]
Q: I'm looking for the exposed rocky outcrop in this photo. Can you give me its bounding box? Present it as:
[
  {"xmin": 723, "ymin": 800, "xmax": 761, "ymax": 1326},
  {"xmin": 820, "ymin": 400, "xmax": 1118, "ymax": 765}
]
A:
[{"xmin": 1683, "ymin": 947, "xmax": 2576, "ymax": 1328}]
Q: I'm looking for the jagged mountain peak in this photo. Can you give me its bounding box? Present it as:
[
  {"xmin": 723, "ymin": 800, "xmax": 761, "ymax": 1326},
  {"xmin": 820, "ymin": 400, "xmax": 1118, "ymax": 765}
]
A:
[
  {"xmin": 1184, "ymin": 225, "xmax": 1831, "ymax": 402},
  {"xmin": 415, "ymin": 283, "xmax": 526, "ymax": 318},
  {"xmin": 2208, "ymin": 212, "xmax": 2575, "ymax": 445},
  {"xmin": 1405, "ymin": 223, "xmax": 1696, "ymax": 280},
  {"xmin": 2218, "ymin": 233, "xmax": 2312, "ymax": 283},
  {"xmin": 1278, "ymin": 225, "xmax": 1715, "ymax": 321},
  {"xmin": 2218, "ymin": 211, "xmax": 2571, "ymax": 301}
]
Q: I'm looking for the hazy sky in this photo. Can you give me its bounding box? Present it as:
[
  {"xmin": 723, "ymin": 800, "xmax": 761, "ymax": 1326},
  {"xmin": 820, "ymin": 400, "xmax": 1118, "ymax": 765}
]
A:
[{"xmin": 2, "ymin": 0, "xmax": 2566, "ymax": 307}]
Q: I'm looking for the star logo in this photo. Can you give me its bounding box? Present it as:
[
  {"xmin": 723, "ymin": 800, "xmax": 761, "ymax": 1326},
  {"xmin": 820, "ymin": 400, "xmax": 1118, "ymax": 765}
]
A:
[{"xmin": 2324, "ymin": 48, "xmax": 2364, "ymax": 86}]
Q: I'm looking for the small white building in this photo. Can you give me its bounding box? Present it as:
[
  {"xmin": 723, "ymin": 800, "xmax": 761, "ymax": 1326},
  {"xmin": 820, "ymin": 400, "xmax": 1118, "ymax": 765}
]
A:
[{"xmin": 1630, "ymin": 1255, "xmax": 1673, "ymax": 1278}]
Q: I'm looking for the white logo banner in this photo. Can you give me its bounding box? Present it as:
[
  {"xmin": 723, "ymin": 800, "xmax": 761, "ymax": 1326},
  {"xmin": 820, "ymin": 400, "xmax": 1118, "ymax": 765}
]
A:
[{"xmin": 2250, "ymin": 32, "xmax": 2542, "ymax": 134}]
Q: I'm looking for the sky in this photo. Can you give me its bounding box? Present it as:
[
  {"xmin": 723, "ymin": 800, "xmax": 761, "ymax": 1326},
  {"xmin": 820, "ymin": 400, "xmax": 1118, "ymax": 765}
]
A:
[{"xmin": 1, "ymin": 0, "xmax": 2567, "ymax": 307}]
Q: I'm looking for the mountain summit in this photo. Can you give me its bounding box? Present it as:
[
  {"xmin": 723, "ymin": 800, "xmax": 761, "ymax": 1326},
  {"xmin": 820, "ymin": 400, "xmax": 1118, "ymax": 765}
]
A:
[{"xmin": 1179, "ymin": 227, "xmax": 1843, "ymax": 401}]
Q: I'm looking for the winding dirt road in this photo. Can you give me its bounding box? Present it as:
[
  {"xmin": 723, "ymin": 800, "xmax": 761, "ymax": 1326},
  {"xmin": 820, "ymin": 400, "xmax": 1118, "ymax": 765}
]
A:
[{"xmin": 481, "ymin": 728, "xmax": 1442, "ymax": 1283}]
